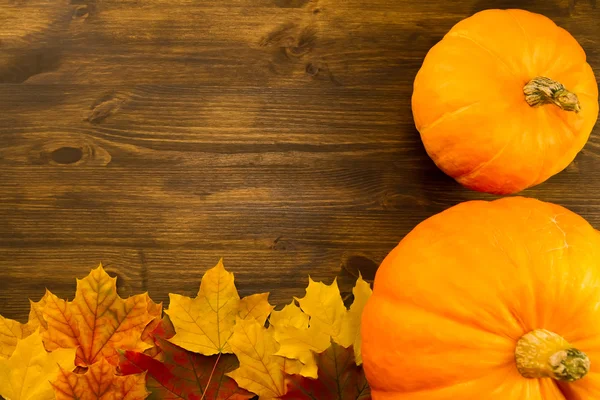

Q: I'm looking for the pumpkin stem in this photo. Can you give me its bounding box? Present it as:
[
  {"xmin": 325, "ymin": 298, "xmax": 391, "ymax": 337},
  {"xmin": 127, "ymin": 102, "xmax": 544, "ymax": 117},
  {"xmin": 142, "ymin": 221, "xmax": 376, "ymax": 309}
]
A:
[
  {"xmin": 515, "ymin": 329, "xmax": 590, "ymax": 382},
  {"xmin": 524, "ymin": 76, "xmax": 581, "ymax": 113}
]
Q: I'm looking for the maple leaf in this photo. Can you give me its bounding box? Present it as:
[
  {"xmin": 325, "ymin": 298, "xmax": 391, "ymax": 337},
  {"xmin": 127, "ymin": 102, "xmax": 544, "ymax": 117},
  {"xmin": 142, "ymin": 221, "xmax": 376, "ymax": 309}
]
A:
[
  {"xmin": 143, "ymin": 315, "xmax": 176, "ymax": 360},
  {"xmin": 228, "ymin": 318, "xmax": 302, "ymax": 399},
  {"xmin": 42, "ymin": 264, "xmax": 154, "ymax": 366},
  {"xmin": 120, "ymin": 336, "xmax": 253, "ymax": 400},
  {"xmin": 0, "ymin": 330, "xmax": 76, "ymax": 400},
  {"xmin": 274, "ymin": 277, "xmax": 372, "ymax": 377},
  {"xmin": 270, "ymin": 302, "xmax": 329, "ymax": 379},
  {"xmin": 337, "ymin": 276, "xmax": 372, "ymax": 365},
  {"xmin": 0, "ymin": 291, "xmax": 50, "ymax": 359},
  {"xmin": 141, "ymin": 297, "xmax": 164, "ymax": 346},
  {"xmin": 280, "ymin": 342, "xmax": 371, "ymax": 400},
  {"xmin": 273, "ymin": 324, "xmax": 330, "ymax": 379},
  {"xmin": 52, "ymin": 358, "xmax": 149, "ymax": 400},
  {"xmin": 166, "ymin": 259, "xmax": 240, "ymax": 355},
  {"xmin": 28, "ymin": 290, "xmax": 50, "ymax": 331},
  {"xmin": 0, "ymin": 315, "xmax": 26, "ymax": 359},
  {"xmin": 238, "ymin": 293, "xmax": 274, "ymax": 326},
  {"xmin": 295, "ymin": 278, "xmax": 347, "ymax": 343},
  {"xmin": 151, "ymin": 316, "xmax": 176, "ymax": 342},
  {"xmin": 269, "ymin": 302, "xmax": 309, "ymax": 330}
]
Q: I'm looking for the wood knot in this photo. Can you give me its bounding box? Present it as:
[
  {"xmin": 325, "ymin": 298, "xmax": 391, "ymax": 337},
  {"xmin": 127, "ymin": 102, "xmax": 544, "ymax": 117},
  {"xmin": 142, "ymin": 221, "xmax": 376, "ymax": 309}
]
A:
[
  {"xmin": 72, "ymin": 5, "xmax": 90, "ymax": 19},
  {"xmin": 381, "ymin": 192, "xmax": 430, "ymax": 210},
  {"xmin": 285, "ymin": 27, "xmax": 317, "ymax": 59},
  {"xmin": 260, "ymin": 24, "xmax": 317, "ymax": 60},
  {"xmin": 271, "ymin": 236, "xmax": 297, "ymax": 251},
  {"xmin": 39, "ymin": 134, "xmax": 111, "ymax": 166},
  {"xmin": 51, "ymin": 147, "xmax": 83, "ymax": 164},
  {"xmin": 86, "ymin": 91, "xmax": 129, "ymax": 124},
  {"xmin": 305, "ymin": 63, "xmax": 320, "ymax": 76},
  {"xmin": 304, "ymin": 61, "xmax": 341, "ymax": 85}
]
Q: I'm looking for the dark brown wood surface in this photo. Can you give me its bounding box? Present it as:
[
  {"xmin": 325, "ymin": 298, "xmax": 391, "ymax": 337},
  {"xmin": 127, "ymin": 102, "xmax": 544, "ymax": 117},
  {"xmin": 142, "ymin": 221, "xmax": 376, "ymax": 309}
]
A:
[{"xmin": 1, "ymin": 0, "xmax": 599, "ymax": 321}]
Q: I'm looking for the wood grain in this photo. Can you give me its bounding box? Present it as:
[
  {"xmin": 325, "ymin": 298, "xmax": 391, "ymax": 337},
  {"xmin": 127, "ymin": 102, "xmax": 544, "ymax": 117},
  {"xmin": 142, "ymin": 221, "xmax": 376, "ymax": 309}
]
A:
[{"xmin": 1, "ymin": 0, "xmax": 599, "ymax": 322}]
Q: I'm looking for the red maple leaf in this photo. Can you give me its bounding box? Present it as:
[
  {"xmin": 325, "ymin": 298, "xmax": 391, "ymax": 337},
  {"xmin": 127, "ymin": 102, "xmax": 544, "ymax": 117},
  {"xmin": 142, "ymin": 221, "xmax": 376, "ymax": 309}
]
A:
[
  {"xmin": 280, "ymin": 342, "xmax": 371, "ymax": 400},
  {"xmin": 120, "ymin": 316, "xmax": 253, "ymax": 400}
]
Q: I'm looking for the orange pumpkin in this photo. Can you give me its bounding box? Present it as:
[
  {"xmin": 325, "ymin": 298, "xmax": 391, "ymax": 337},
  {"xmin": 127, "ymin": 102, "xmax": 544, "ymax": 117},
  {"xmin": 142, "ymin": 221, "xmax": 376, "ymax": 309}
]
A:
[
  {"xmin": 361, "ymin": 197, "xmax": 600, "ymax": 399},
  {"xmin": 412, "ymin": 9, "xmax": 598, "ymax": 195}
]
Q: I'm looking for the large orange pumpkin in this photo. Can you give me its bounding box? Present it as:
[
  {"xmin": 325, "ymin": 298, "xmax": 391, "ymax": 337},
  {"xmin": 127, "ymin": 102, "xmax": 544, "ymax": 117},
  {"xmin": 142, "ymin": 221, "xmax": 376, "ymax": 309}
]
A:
[
  {"xmin": 361, "ymin": 197, "xmax": 600, "ymax": 399},
  {"xmin": 412, "ymin": 9, "xmax": 598, "ymax": 195}
]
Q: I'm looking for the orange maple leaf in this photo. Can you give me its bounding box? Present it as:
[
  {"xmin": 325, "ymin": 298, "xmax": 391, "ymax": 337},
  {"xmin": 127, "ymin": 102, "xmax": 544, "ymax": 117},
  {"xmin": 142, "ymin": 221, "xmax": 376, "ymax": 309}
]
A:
[
  {"xmin": 42, "ymin": 264, "xmax": 155, "ymax": 367},
  {"xmin": 52, "ymin": 358, "xmax": 149, "ymax": 400},
  {"xmin": 141, "ymin": 297, "xmax": 163, "ymax": 347}
]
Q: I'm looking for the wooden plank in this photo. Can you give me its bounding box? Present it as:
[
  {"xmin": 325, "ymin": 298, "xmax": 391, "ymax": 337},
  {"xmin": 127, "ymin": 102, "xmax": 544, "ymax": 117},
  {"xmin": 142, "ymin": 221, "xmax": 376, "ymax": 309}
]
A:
[
  {"xmin": 2, "ymin": 157, "xmax": 600, "ymax": 319},
  {"xmin": 2, "ymin": 0, "xmax": 598, "ymax": 86},
  {"xmin": 0, "ymin": 85, "xmax": 411, "ymax": 169},
  {"xmin": 1, "ymin": 0, "xmax": 600, "ymax": 324},
  {"xmin": 0, "ymin": 246, "xmax": 381, "ymax": 318}
]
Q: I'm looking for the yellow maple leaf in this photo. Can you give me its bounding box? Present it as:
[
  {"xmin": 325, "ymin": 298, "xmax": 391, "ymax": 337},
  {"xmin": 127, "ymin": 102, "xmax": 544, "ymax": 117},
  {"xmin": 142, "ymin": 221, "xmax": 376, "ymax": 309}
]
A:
[
  {"xmin": 0, "ymin": 292, "xmax": 50, "ymax": 359},
  {"xmin": 166, "ymin": 259, "xmax": 240, "ymax": 355},
  {"xmin": 295, "ymin": 277, "xmax": 347, "ymax": 341},
  {"xmin": 0, "ymin": 315, "xmax": 24, "ymax": 359},
  {"xmin": 270, "ymin": 300, "xmax": 329, "ymax": 378},
  {"xmin": 0, "ymin": 330, "xmax": 75, "ymax": 400},
  {"xmin": 238, "ymin": 293, "xmax": 274, "ymax": 326},
  {"xmin": 269, "ymin": 302, "xmax": 309, "ymax": 329},
  {"xmin": 337, "ymin": 276, "xmax": 373, "ymax": 365},
  {"xmin": 52, "ymin": 358, "xmax": 149, "ymax": 400},
  {"xmin": 42, "ymin": 264, "xmax": 154, "ymax": 366},
  {"xmin": 273, "ymin": 324, "xmax": 330, "ymax": 378},
  {"xmin": 228, "ymin": 318, "xmax": 302, "ymax": 399}
]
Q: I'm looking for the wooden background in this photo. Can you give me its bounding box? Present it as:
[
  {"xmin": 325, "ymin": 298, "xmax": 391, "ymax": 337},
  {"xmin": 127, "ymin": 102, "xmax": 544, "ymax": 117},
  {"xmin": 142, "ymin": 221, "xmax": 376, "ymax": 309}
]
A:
[{"xmin": 1, "ymin": 0, "xmax": 599, "ymax": 321}]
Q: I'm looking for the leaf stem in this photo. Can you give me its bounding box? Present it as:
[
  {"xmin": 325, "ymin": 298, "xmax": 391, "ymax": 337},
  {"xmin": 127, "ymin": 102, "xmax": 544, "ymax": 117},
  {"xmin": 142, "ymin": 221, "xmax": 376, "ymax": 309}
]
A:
[{"xmin": 201, "ymin": 352, "xmax": 222, "ymax": 400}]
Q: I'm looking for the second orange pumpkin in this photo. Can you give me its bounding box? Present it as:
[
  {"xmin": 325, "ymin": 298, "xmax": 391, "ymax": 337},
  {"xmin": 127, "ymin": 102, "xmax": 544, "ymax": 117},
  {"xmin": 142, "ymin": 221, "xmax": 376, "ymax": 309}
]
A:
[
  {"xmin": 361, "ymin": 197, "xmax": 600, "ymax": 399},
  {"xmin": 412, "ymin": 9, "xmax": 598, "ymax": 194}
]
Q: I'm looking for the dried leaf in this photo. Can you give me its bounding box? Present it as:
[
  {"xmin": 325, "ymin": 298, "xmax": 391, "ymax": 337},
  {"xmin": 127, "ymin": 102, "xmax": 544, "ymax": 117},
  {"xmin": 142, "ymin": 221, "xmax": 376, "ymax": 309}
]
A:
[
  {"xmin": 238, "ymin": 293, "xmax": 274, "ymax": 326},
  {"xmin": 273, "ymin": 324, "xmax": 330, "ymax": 379},
  {"xmin": 166, "ymin": 259, "xmax": 240, "ymax": 355},
  {"xmin": 141, "ymin": 297, "xmax": 163, "ymax": 346},
  {"xmin": 0, "ymin": 330, "xmax": 76, "ymax": 400},
  {"xmin": 295, "ymin": 278, "xmax": 347, "ymax": 341},
  {"xmin": 280, "ymin": 342, "xmax": 371, "ymax": 400},
  {"xmin": 337, "ymin": 276, "xmax": 372, "ymax": 364},
  {"xmin": 42, "ymin": 264, "xmax": 154, "ymax": 366},
  {"xmin": 0, "ymin": 315, "xmax": 25, "ymax": 359},
  {"xmin": 0, "ymin": 292, "xmax": 50, "ymax": 359},
  {"xmin": 52, "ymin": 358, "xmax": 149, "ymax": 400},
  {"xmin": 28, "ymin": 291, "xmax": 51, "ymax": 331},
  {"xmin": 120, "ymin": 336, "xmax": 253, "ymax": 400},
  {"xmin": 151, "ymin": 315, "xmax": 176, "ymax": 342},
  {"xmin": 228, "ymin": 318, "xmax": 301, "ymax": 399},
  {"xmin": 270, "ymin": 302, "xmax": 328, "ymax": 378},
  {"xmin": 144, "ymin": 315, "xmax": 176, "ymax": 359},
  {"xmin": 269, "ymin": 302, "xmax": 308, "ymax": 329}
]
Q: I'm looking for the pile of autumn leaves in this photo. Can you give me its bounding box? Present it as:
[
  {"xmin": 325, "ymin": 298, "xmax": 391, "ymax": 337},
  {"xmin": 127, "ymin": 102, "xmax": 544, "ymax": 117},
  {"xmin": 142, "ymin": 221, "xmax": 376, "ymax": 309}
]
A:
[{"xmin": 0, "ymin": 260, "xmax": 372, "ymax": 399}]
